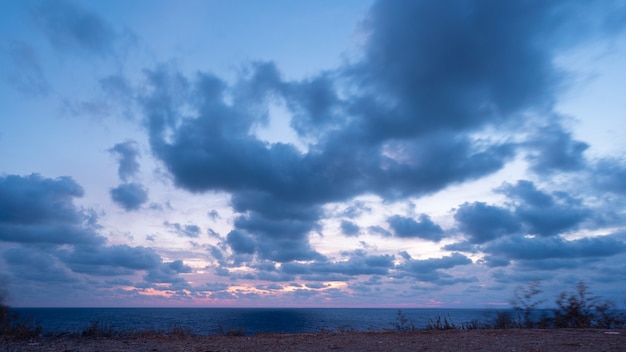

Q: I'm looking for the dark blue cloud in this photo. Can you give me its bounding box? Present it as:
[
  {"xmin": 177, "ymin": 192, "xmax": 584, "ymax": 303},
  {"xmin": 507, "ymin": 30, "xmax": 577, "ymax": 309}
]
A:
[
  {"xmin": 137, "ymin": 0, "xmax": 626, "ymax": 271},
  {"xmin": 141, "ymin": 65, "xmax": 514, "ymax": 262},
  {"xmin": 4, "ymin": 246, "xmax": 77, "ymax": 283},
  {"xmin": 397, "ymin": 253, "xmax": 472, "ymax": 283},
  {"xmin": 0, "ymin": 173, "xmax": 192, "ymax": 301},
  {"xmin": 388, "ymin": 214, "xmax": 444, "ymax": 241},
  {"xmin": 499, "ymin": 180, "xmax": 590, "ymax": 237},
  {"xmin": 168, "ymin": 260, "xmax": 193, "ymax": 273},
  {"xmin": 368, "ymin": 225, "xmax": 391, "ymax": 237},
  {"xmin": 454, "ymin": 202, "xmax": 520, "ymax": 244},
  {"xmin": 60, "ymin": 245, "xmax": 162, "ymax": 276},
  {"xmin": 164, "ymin": 221, "xmax": 201, "ymax": 238},
  {"xmin": 233, "ymin": 212, "xmax": 322, "ymax": 262},
  {"xmin": 340, "ymin": 220, "xmax": 360, "ymax": 237},
  {"xmin": 108, "ymin": 140, "xmax": 140, "ymax": 182},
  {"xmin": 351, "ymin": 0, "xmax": 569, "ymax": 140},
  {"xmin": 143, "ymin": 262, "xmax": 191, "ymax": 288},
  {"xmin": 525, "ymin": 122, "xmax": 589, "ymax": 174},
  {"xmin": 482, "ymin": 234, "xmax": 626, "ymax": 268},
  {"xmin": 0, "ymin": 174, "xmax": 104, "ymax": 245},
  {"xmin": 32, "ymin": 0, "xmax": 117, "ymax": 56},
  {"xmin": 110, "ymin": 183, "xmax": 148, "ymax": 211},
  {"xmin": 226, "ymin": 230, "xmax": 256, "ymax": 255},
  {"xmin": 592, "ymin": 159, "xmax": 626, "ymax": 195},
  {"xmin": 282, "ymin": 250, "xmax": 395, "ymax": 277},
  {"xmin": 340, "ymin": 201, "xmax": 371, "ymax": 219},
  {"xmin": 3, "ymin": 40, "xmax": 50, "ymax": 97}
]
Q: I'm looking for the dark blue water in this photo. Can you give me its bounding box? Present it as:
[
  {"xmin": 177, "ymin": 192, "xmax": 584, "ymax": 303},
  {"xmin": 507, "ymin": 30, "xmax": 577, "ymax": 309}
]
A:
[{"xmin": 13, "ymin": 308, "xmax": 517, "ymax": 335}]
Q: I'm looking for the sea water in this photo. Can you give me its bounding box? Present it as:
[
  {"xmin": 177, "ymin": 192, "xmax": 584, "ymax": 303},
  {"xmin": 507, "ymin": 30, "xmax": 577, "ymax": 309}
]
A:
[{"xmin": 12, "ymin": 308, "xmax": 521, "ymax": 335}]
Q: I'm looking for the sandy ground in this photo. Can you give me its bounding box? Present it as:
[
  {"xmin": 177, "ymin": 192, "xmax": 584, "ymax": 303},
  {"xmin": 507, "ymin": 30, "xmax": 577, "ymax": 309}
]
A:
[{"xmin": 1, "ymin": 329, "xmax": 625, "ymax": 351}]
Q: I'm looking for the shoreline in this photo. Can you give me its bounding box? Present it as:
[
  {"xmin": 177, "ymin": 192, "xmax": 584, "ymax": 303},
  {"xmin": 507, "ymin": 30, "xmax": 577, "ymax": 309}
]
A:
[{"xmin": 2, "ymin": 329, "xmax": 625, "ymax": 352}]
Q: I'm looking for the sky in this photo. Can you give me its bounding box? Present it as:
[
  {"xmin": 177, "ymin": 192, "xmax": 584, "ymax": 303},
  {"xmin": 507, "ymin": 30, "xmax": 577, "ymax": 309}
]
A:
[{"xmin": 1, "ymin": 0, "xmax": 626, "ymax": 308}]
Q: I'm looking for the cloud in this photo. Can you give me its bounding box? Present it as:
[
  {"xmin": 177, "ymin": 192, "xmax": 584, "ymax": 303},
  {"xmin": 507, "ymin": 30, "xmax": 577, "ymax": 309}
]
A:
[
  {"xmin": 140, "ymin": 65, "xmax": 513, "ymax": 262},
  {"xmin": 454, "ymin": 202, "xmax": 520, "ymax": 244},
  {"xmin": 388, "ymin": 214, "xmax": 444, "ymax": 241},
  {"xmin": 11, "ymin": 0, "xmax": 610, "ymax": 305},
  {"xmin": 282, "ymin": 250, "xmax": 395, "ymax": 277},
  {"xmin": 592, "ymin": 159, "xmax": 626, "ymax": 195},
  {"xmin": 168, "ymin": 260, "xmax": 193, "ymax": 274},
  {"xmin": 352, "ymin": 0, "xmax": 570, "ymax": 139},
  {"xmin": 108, "ymin": 140, "xmax": 141, "ymax": 182},
  {"xmin": 482, "ymin": 234, "xmax": 626, "ymax": 268},
  {"xmin": 398, "ymin": 253, "xmax": 472, "ymax": 283},
  {"xmin": 0, "ymin": 174, "xmax": 104, "ymax": 245},
  {"xmin": 207, "ymin": 210, "xmax": 221, "ymax": 220},
  {"xmin": 138, "ymin": 0, "xmax": 609, "ymax": 266},
  {"xmin": 340, "ymin": 201, "xmax": 371, "ymax": 219},
  {"xmin": 0, "ymin": 173, "xmax": 195, "ymax": 301},
  {"xmin": 4, "ymin": 246, "xmax": 77, "ymax": 283},
  {"xmin": 143, "ymin": 261, "xmax": 191, "ymax": 288},
  {"xmin": 110, "ymin": 183, "xmax": 148, "ymax": 211},
  {"xmin": 525, "ymin": 121, "xmax": 589, "ymax": 174},
  {"xmin": 164, "ymin": 222, "xmax": 201, "ymax": 238},
  {"xmin": 3, "ymin": 40, "xmax": 50, "ymax": 97},
  {"xmin": 32, "ymin": 0, "xmax": 117, "ymax": 56},
  {"xmin": 60, "ymin": 245, "xmax": 162, "ymax": 276},
  {"xmin": 226, "ymin": 230, "xmax": 255, "ymax": 255},
  {"xmin": 498, "ymin": 180, "xmax": 590, "ymax": 237},
  {"xmin": 340, "ymin": 220, "xmax": 360, "ymax": 237}
]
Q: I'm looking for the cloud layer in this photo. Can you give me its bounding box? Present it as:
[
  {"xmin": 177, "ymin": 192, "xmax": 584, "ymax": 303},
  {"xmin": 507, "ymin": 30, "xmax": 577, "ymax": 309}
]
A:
[{"xmin": 1, "ymin": 0, "xmax": 626, "ymax": 307}]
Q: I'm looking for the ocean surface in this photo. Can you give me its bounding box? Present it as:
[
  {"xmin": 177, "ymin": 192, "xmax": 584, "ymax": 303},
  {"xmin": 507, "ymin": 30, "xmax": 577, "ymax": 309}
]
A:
[{"xmin": 12, "ymin": 308, "xmax": 523, "ymax": 335}]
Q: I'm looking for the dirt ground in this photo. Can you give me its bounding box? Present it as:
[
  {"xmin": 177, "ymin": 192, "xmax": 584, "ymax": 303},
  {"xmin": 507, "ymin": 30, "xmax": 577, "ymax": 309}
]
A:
[{"xmin": 1, "ymin": 329, "xmax": 624, "ymax": 352}]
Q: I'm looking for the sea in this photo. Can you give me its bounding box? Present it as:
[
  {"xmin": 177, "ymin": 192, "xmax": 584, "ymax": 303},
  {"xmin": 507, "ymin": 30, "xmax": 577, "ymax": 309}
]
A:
[{"xmin": 12, "ymin": 308, "xmax": 525, "ymax": 335}]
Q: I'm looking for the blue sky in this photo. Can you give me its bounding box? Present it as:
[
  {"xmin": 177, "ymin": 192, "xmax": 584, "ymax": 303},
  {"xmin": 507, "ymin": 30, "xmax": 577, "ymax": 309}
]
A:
[{"xmin": 1, "ymin": 0, "xmax": 626, "ymax": 308}]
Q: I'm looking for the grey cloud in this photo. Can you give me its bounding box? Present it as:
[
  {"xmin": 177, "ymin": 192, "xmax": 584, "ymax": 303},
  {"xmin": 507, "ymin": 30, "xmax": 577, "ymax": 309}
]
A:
[
  {"xmin": 340, "ymin": 201, "xmax": 371, "ymax": 219},
  {"xmin": 483, "ymin": 234, "xmax": 626, "ymax": 267},
  {"xmin": 454, "ymin": 202, "xmax": 520, "ymax": 244},
  {"xmin": 398, "ymin": 253, "xmax": 472, "ymax": 282},
  {"xmin": 144, "ymin": 262, "xmax": 191, "ymax": 287},
  {"xmin": 208, "ymin": 210, "xmax": 220, "ymax": 220},
  {"xmin": 110, "ymin": 183, "xmax": 148, "ymax": 211},
  {"xmin": 368, "ymin": 225, "xmax": 391, "ymax": 237},
  {"xmin": 233, "ymin": 212, "xmax": 322, "ymax": 262},
  {"xmin": 3, "ymin": 40, "xmax": 50, "ymax": 97},
  {"xmin": 525, "ymin": 122, "xmax": 589, "ymax": 174},
  {"xmin": 351, "ymin": 0, "xmax": 570, "ymax": 140},
  {"xmin": 0, "ymin": 174, "xmax": 104, "ymax": 246},
  {"xmin": 108, "ymin": 140, "xmax": 140, "ymax": 182},
  {"xmin": 164, "ymin": 222, "xmax": 201, "ymax": 238},
  {"xmin": 388, "ymin": 214, "xmax": 444, "ymax": 241},
  {"xmin": 0, "ymin": 173, "xmax": 83, "ymax": 224},
  {"xmin": 282, "ymin": 251, "xmax": 394, "ymax": 277},
  {"xmin": 32, "ymin": 0, "xmax": 117, "ymax": 56},
  {"xmin": 168, "ymin": 260, "xmax": 193, "ymax": 273},
  {"xmin": 141, "ymin": 65, "xmax": 513, "ymax": 262},
  {"xmin": 226, "ymin": 230, "xmax": 255, "ymax": 255},
  {"xmin": 60, "ymin": 245, "xmax": 162, "ymax": 276},
  {"xmin": 592, "ymin": 159, "xmax": 626, "ymax": 195},
  {"xmin": 99, "ymin": 74, "xmax": 134, "ymax": 114},
  {"xmin": 499, "ymin": 180, "xmax": 590, "ymax": 237},
  {"xmin": 138, "ymin": 1, "xmax": 625, "ymax": 266},
  {"xmin": 340, "ymin": 220, "xmax": 360, "ymax": 237},
  {"xmin": 255, "ymin": 271, "xmax": 294, "ymax": 282},
  {"xmin": 0, "ymin": 224, "xmax": 104, "ymax": 246},
  {"xmin": 282, "ymin": 73, "xmax": 344, "ymax": 138},
  {"xmin": 4, "ymin": 246, "xmax": 77, "ymax": 283}
]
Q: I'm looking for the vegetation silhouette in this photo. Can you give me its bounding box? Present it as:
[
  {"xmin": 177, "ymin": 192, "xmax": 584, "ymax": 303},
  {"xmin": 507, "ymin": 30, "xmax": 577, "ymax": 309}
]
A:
[{"xmin": 391, "ymin": 280, "xmax": 625, "ymax": 331}]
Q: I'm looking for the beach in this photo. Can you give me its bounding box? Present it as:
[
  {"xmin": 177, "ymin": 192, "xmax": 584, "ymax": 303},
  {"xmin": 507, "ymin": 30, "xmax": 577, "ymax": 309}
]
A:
[{"xmin": 2, "ymin": 329, "xmax": 624, "ymax": 352}]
